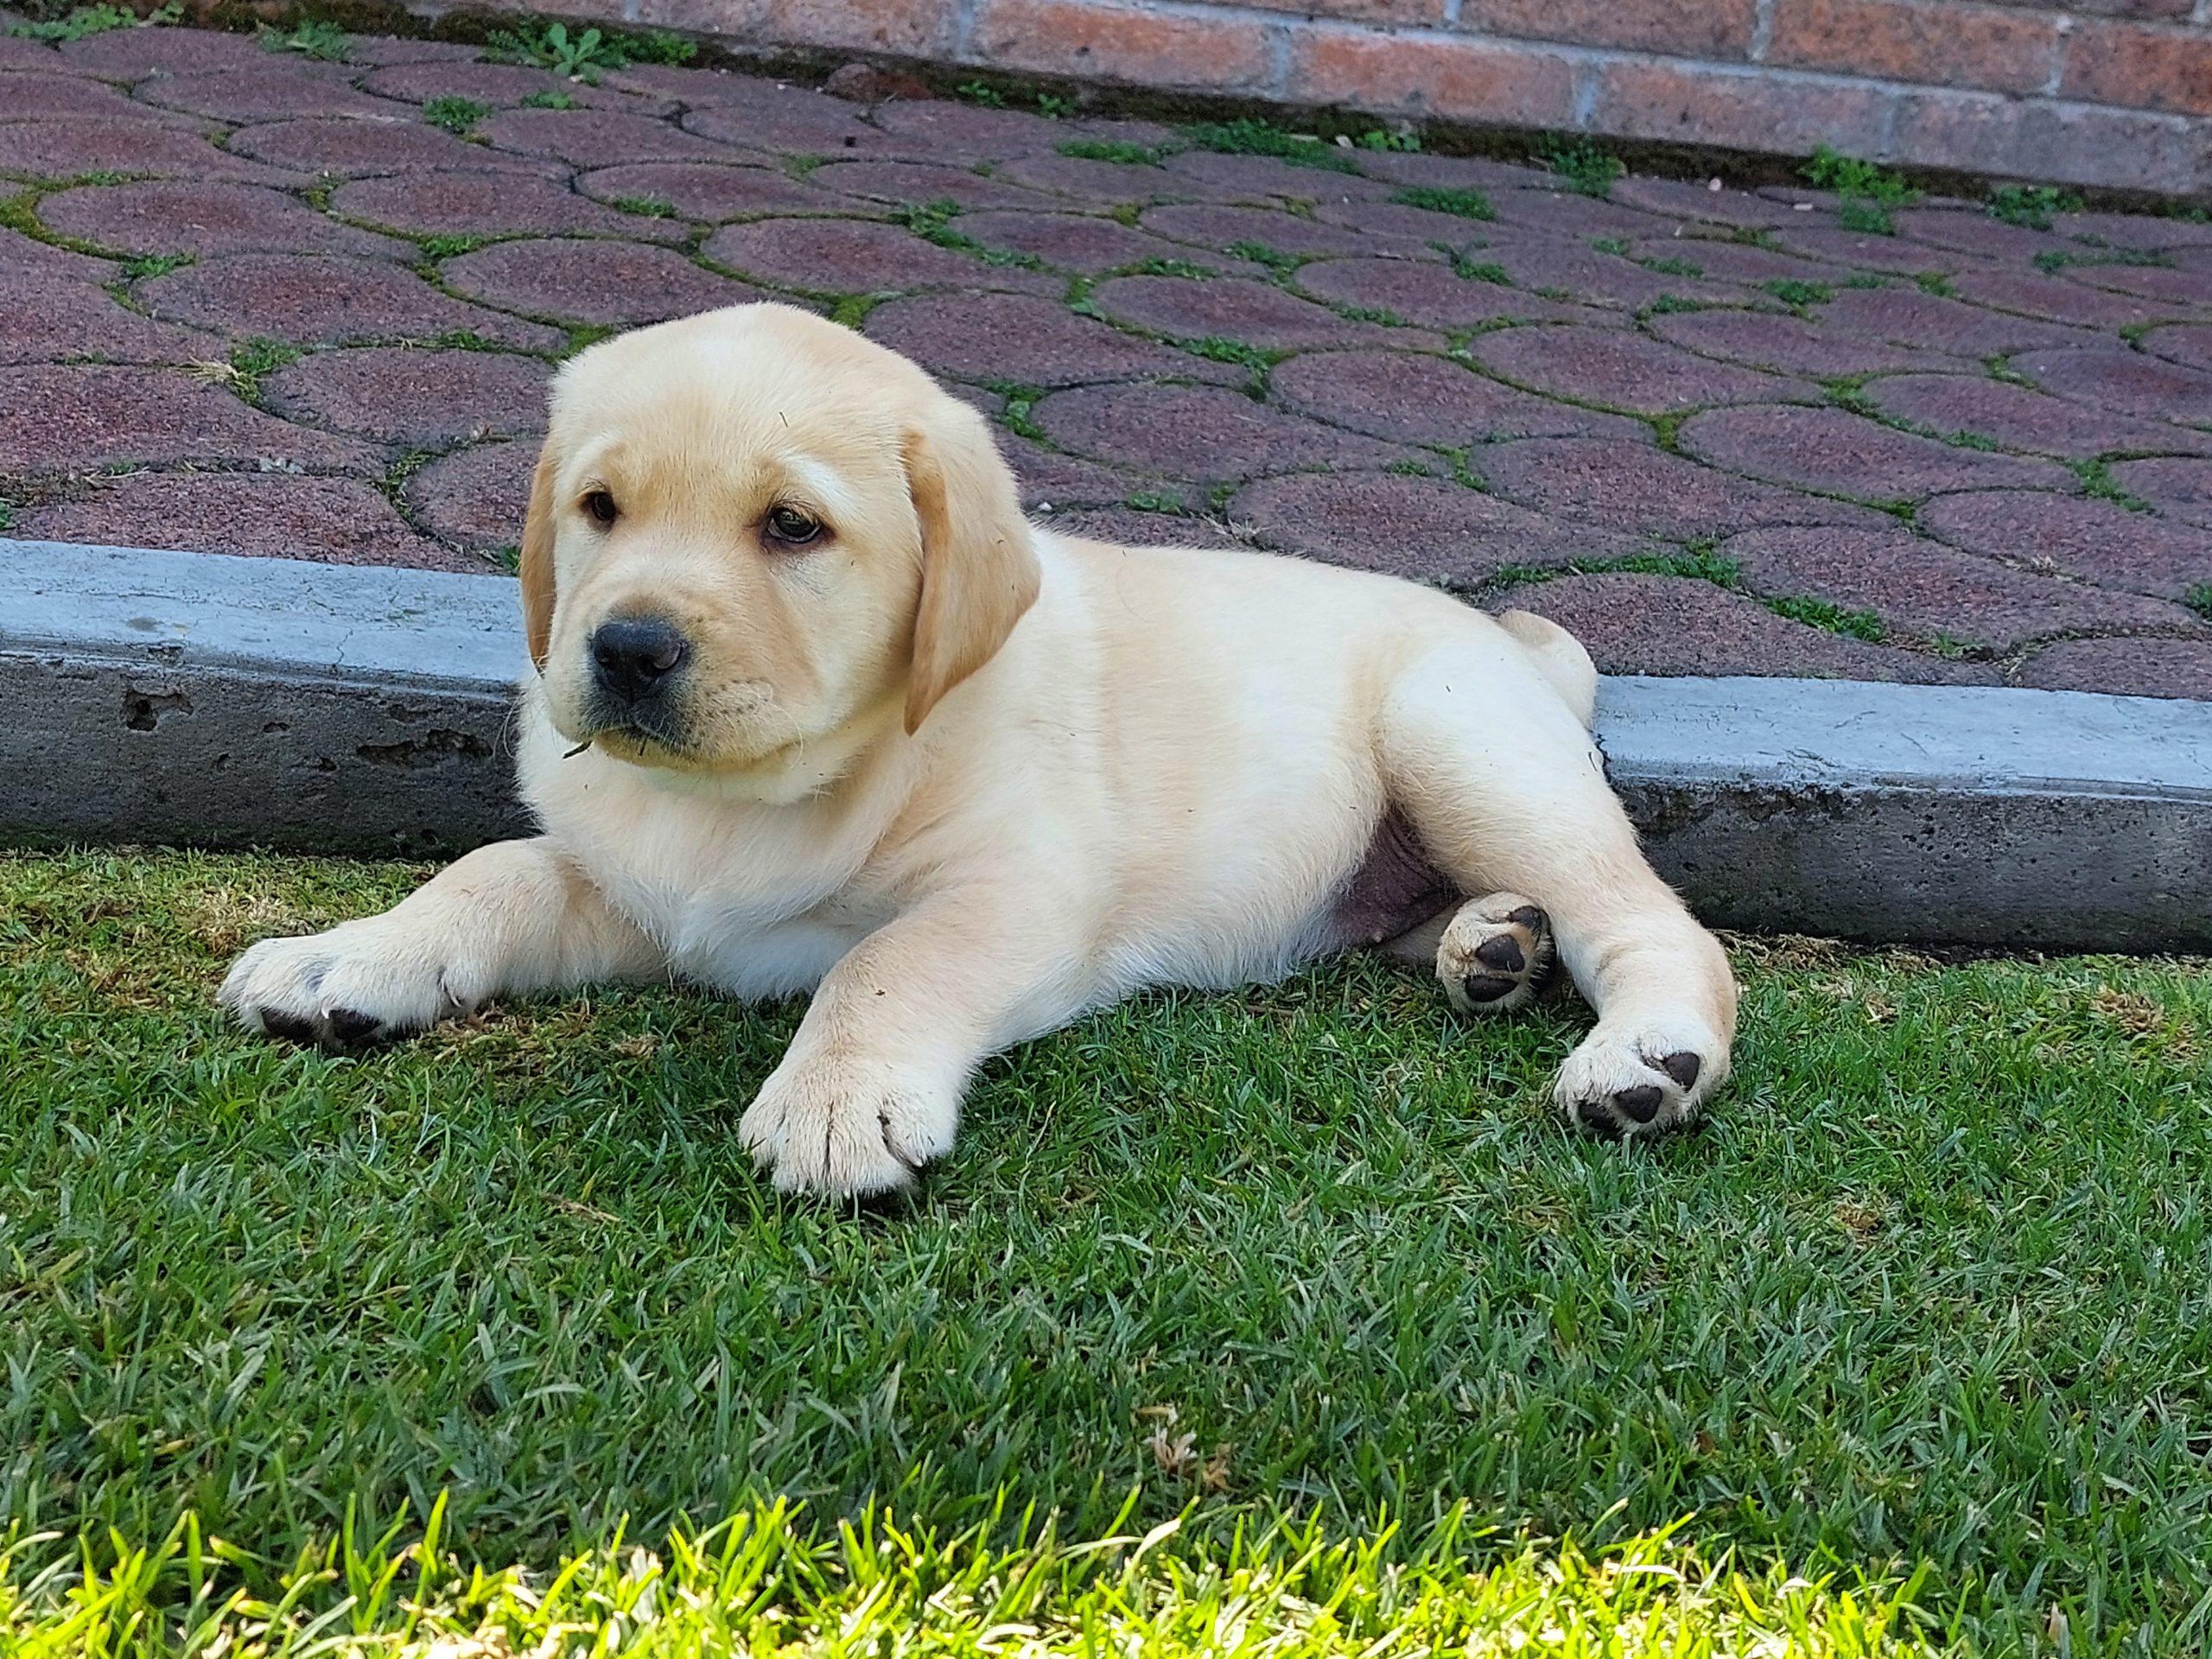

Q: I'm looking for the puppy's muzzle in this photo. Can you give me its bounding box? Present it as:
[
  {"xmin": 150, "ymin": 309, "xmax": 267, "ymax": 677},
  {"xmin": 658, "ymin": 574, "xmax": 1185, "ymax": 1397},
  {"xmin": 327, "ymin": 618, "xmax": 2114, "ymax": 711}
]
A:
[{"xmin": 590, "ymin": 615, "xmax": 690, "ymax": 705}]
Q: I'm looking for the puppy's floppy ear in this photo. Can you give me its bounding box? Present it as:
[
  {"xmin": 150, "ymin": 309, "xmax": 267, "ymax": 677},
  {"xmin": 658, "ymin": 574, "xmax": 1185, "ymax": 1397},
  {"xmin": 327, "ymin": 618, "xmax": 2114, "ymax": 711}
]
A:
[
  {"xmin": 902, "ymin": 398, "xmax": 1039, "ymax": 735},
  {"xmin": 518, "ymin": 438, "xmax": 559, "ymax": 673}
]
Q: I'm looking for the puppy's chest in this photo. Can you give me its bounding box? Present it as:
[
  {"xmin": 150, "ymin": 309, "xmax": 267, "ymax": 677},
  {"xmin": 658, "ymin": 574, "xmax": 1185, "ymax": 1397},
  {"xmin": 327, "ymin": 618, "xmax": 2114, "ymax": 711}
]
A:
[{"xmin": 589, "ymin": 834, "xmax": 901, "ymax": 996}]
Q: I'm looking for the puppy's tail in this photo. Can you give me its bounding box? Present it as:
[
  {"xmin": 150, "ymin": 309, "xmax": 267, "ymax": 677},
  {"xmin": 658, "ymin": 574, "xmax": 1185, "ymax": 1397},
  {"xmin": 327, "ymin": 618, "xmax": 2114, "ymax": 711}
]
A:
[{"xmin": 1496, "ymin": 609, "xmax": 1597, "ymax": 728}]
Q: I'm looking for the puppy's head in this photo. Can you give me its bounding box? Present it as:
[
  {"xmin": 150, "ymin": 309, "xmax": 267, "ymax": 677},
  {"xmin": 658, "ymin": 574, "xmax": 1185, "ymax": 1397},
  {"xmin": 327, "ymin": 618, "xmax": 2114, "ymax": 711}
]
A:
[{"xmin": 522, "ymin": 302, "xmax": 1037, "ymax": 774}]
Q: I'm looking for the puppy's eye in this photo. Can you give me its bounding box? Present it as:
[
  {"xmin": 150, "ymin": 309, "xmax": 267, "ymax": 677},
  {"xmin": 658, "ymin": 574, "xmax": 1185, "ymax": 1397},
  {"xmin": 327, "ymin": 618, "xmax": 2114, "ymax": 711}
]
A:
[
  {"xmin": 765, "ymin": 505, "xmax": 823, "ymax": 546},
  {"xmin": 582, "ymin": 489, "xmax": 620, "ymax": 528}
]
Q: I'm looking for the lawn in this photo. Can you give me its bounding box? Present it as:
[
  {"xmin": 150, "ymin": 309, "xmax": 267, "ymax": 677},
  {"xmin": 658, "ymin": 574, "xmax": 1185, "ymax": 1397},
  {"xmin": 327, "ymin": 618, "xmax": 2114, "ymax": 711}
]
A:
[{"xmin": 2, "ymin": 849, "xmax": 2208, "ymax": 1655}]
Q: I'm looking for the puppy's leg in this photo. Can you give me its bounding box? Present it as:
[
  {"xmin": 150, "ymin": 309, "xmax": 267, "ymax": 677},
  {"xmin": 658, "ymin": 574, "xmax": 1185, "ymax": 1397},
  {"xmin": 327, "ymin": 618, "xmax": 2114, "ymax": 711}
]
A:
[
  {"xmin": 1381, "ymin": 644, "xmax": 1738, "ymax": 1135},
  {"xmin": 220, "ymin": 837, "xmax": 664, "ymax": 1047},
  {"xmin": 740, "ymin": 886, "xmax": 1076, "ymax": 1198}
]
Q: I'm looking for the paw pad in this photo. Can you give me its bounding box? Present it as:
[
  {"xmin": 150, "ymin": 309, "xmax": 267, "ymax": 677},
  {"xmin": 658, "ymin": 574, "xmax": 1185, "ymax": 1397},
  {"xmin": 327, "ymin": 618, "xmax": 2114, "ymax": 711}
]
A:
[{"xmin": 1437, "ymin": 893, "xmax": 1556, "ymax": 1017}]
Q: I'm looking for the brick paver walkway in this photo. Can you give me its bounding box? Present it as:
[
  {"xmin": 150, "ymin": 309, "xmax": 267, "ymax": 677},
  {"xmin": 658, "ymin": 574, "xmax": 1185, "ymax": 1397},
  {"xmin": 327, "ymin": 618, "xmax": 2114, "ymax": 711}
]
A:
[{"xmin": 4, "ymin": 21, "xmax": 2211, "ymax": 699}]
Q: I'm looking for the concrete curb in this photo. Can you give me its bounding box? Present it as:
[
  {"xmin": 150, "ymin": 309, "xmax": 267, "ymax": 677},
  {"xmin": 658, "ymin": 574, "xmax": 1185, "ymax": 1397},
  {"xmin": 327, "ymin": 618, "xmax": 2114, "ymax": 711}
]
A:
[{"xmin": 7, "ymin": 537, "xmax": 2210, "ymax": 950}]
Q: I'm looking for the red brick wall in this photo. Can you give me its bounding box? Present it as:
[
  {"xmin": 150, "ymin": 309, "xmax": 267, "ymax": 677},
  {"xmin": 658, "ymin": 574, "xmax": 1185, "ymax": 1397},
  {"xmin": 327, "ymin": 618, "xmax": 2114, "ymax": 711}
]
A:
[{"xmin": 619, "ymin": 0, "xmax": 2212, "ymax": 194}]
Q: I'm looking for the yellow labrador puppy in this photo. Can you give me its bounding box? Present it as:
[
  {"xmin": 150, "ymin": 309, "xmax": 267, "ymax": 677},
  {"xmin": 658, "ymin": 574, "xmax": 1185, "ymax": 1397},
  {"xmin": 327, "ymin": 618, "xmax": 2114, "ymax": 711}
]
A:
[{"xmin": 222, "ymin": 302, "xmax": 1736, "ymax": 1195}]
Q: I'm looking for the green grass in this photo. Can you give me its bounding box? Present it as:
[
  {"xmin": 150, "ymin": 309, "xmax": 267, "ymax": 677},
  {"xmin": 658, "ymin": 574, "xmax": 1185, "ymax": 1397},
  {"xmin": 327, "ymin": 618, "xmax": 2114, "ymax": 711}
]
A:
[
  {"xmin": 519, "ymin": 87, "xmax": 575, "ymax": 109},
  {"xmin": 4, "ymin": 0, "xmax": 155, "ymax": 38},
  {"xmin": 2186, "ymin": 582, "xmax": 2212, "ymax": 622},
  {"xmin": 1763, "ymin": 278, "xmax": 1835, "ymax": 307},
  {"xmin": 2034, "ymin": 245, "xmax": 2173, "ymax": 275},
  {"xmin": 1227, "ymin": 238, "xmax": 1303, "ymax": 273},
  {"xmin": 1182, "ymin": 118, "xmax": 1355, "ymax": 174},
  {"xmin": 1391, "ymin": 185, "xmax": 1495, "ymax": 221},
  {"xmin": 1988, "ymin": 185, "xmax": 2082, "ymax": 232},
  {"xmin": 2069, "ymin": 457, "xmax": 2152, "ymax": 511},
  {"xmin": 1057, "ymin": 138, "xmax": 1166, "ymax": 166},
  {"xmin": 611, "ymin": 194, "xmax": 678, "ymax": 218},
  {"xmin": 1638, "ymin": 255, "xmax": 1702, "ymax": 277},
  {"xmin": 1803, "ymin": 148, "xmax": 1916, "ymax": 238},
  {"xmin": 1535, "ymin": 141, "xmax": 1623, "ymax": 199},
  {"xmin": 1764, "ymin": 594, "xmax": 1889, "ymax": 641},
  {"xmin": 259, "ymin": 17, "xmax": 350, "ymax": 60},
  {"xmin": 421, "ymin": 95, "xmax": 490, "ymax": 136},
  {"xmin": 4, "ymin": 849, "xmax": 2212, "ymax": 1652},
  {"xmin": 483, "ymin": 20, "xmax": 695, "ymax": 82},
  {"xmin": 120, "ymin": 251, "xmax": 191, "ymax": 280},
  {"xmin": 222, "ymin": 335, "xmax": 302, "ymax": 404}
]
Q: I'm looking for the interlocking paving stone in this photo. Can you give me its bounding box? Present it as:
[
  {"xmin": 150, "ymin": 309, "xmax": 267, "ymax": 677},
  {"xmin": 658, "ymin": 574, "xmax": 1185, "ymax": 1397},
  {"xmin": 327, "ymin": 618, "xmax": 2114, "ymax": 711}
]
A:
[
  {"xmin": 443, "ymin": 238, "xmax": 766, "ymax": 327},
  {"xmin": 404, "ymin": 437, "xmax": 531, "ymax": 550},
  {"xmin": 475, "ymin": 106, "xmax": 739, "ymax": 167},
  {"xmin": 2060, "ymin": 262, "xmax": 2212, "ymax": 310},
  {"xmin": 1644, "ymin": 308, "xmax": 1953, "ymax": 378},
  {"xmin": 1155, "ymin": 150, "xmax": 1390, "ymax": 203},
  {"xmin": 2111, "ymin": 457, "xmax": 2212, "ymax": 527},
  {"xmin": 40, "ymin": 179, "xmax": 410, "ymax": 261},
  {"xmin": 1306, "ymin": 198, "xmax": 1499, "ymax": 250},
  {"xmin": 1139, "ymin": 203, "xmax": 1387, "ymax": 263},
  {"xmin": 331, "ymin": 170, "xmax": 691, "ymax": 243},
  {"xmin": 1678, "ymin": 404, "xmax": 2073, "ymax": 499},
  {"xmin": 2009, "ymin": 346, "xmax": 2212, "ymax": 428},
  {"xmin": 950, "ymin": 211, "xmax": 1261, "ymax": 276},
  {"xmin": 1768, "ymin": 225, "xmax": 1966, "ymax": 275},
  {"xmin": 702, "ymin": 218, "xmax": 1056, "ymax": 295},
  {"xmin": 0, "ymin": 270, "xmax": 225, "ymax": 365},
  {"xmin": 1608, "ymin": 175, "xmax": 1804, "ymax": 230},
  {"xmin": 2014, "ymin": 638, "xmax": 2212, "ymax": 700},
  {"xmin": 1493, "ymin": 573, "xmax": 1994, "ymax": 683},
  {"xmin": 1484, "ymin": 188, "xmax": 1678, "ymax": 242},
  {"xmin": 1478, "ymin": 437, "xmax": 1890, "ymax": 538},
  {"xmin": 1032, "ymin": 383, "xmax": 1413, "ymax": 479},
  {"xmin": 994, "ymin": 154, "xmax": 1183, "ymax": 204},
  {"xmin": 1817, "ymin": 286, "xmax": 2096, "ymax": 358},
  {"xmin": 1919, "ymin": 490, "xmax": 2212, "ymax": 601},
  {"xmin": 1467, "ymin": 326, "xmax": 1816, "ymax": 415},
  {"xmin": 261, "ymin": 346, "xmax": 550, "ymax": 444},
  {"xmin": 2139, "ymin": 323, "xmax": 2212, "ymax": 375},
  {"xmin": 1269, "ymin": 348, "xmax": 1646, "ymax": 445},
  {"xmin": 1947, "ymin": 269, "xmax": 2183, "ymax": 332},
  {"xmin": 357, "ymin": 60, "xmax": 663, "ymax": 112},
  {"xmin": 0, "ymin": 67, "xmax": 201, "ymax": 122},
  {"xmin": 575, "ymin": 162, "xmax": 849, "ymax": 221},
  {"xmin": 870, "ymin": 99, "xmax": 1064, "ymax": 160},
  {"xmin": 8, "ymin": 17, "xmax": 2212, "ymax": 700},
  {"xmin": 808, "ymin": 159, "xmax": 1055, "ymax": 211},
  {"xmin": 1889, "ymin": 207, "xmax": 2069, "ymax": 263},
  {"xmin": 681, "ymin": 97, "xmax": 896, "ymax": 156},
  {"xmin": 1088, "ymin": 274, "xmax": 1428, "ymax": 353},
  {"xmin": 56, "ymin": 25, "xmax": 267, "ymax": 76},
  {"xmin": 1234, "ymin": 471, "xmax": 1645, "ymax": 583},
  {"xmin": 133, "ymin": 65, "xmax": 395, "ymax": 123},
  {"xmin": 140, "ymin": 253, "xmax": 564, "ymax": 350},
  {"xmin": 1859, "ymin": 372, "xmax": 2212, "ymax": 460},
  {"xmin": 1351, "ymin": 152, "xmax": 1539, "ymax": 194},
  {"xmin": 1291, "ymin": 259, "xmax": 1589, "ymax": 330},
  {"xmin": 226, "ymin": 117, "xmax": 565, "ymax": 176},
  {"xmin": 0, "ymin": 365, "xmax": 371, "ymax": 474},
  {"xmin": 1631, "ymin": 238, "xmax": 1851, "ymax": 289},
  {"xmin": 1725, "ymin": 524, "xmax": 2198, "ymax": 647},
  {"xmin": 0, "ymin": 228, "xmax": 116, "ymax": 284},
  {"xmin": 1001, "ymin": 437, "xmax": 1165, "ymax": 511},
  {"xmin": 1, "ymin": 118, "xmax": 306, "ymax": 183},
  {"xmin": 1038, "ymin": 507, "xmax": 1244, "ymax": 550},
  {"xmin": 17, "ymin": 471, "xmax": 470, "ymax": 569},
  {"xmin": 865, "ymin": 292, "xmax": 1238, "ymax": 388}
]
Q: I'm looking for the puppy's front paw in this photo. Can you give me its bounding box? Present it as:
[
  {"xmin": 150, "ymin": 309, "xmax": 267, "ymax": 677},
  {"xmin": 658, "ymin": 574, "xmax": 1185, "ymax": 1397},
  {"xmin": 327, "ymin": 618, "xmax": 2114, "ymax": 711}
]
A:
[
  {"xmin": 219, "ymin": 923, "xmax": 467, "ymax": 1050},
  {"xmin": 739, "ymin": 1055, "xmax": 959, "ymax": 1198},
  {"xmin": 1437, "ymin": 892, "xmax": 1555, "ymax": 1016},
  {"xmin": 1554, "ymin": 1016, "xmax": 1729, "ymax": 1136}
]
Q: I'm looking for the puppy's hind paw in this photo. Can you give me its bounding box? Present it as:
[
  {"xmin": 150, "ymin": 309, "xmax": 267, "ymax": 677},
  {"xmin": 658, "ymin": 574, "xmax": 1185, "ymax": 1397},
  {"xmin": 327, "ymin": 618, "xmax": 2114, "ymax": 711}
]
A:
[{"xmin": 1437, "ymin": 892, "xmax": 1555, "ymax": 1016}]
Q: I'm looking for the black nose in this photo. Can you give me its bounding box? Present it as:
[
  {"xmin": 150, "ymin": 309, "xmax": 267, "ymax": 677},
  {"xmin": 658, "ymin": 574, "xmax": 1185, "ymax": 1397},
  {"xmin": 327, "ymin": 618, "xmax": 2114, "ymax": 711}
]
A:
[{"xmin": 590, "ymin": 617, "xmax": 689, "ymax": 702}]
